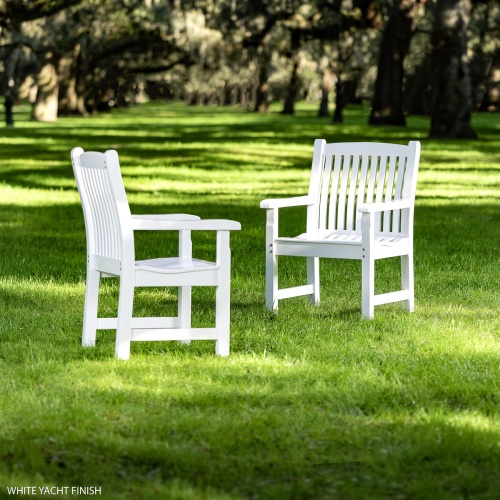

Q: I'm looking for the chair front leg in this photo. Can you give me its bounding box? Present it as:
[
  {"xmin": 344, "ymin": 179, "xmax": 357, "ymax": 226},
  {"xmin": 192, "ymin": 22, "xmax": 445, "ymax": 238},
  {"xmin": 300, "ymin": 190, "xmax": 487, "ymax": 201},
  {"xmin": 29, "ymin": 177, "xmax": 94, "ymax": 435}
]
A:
[
  {"xmin": 401, "ymin": 254, "xmax": 414, "ymax": 312},
  {"xmin": 82, "ymin": 263, "xmax": 100, "ymax": 346},
  {"xmin": 178, "ymin": 229, "xmax": 193, "ymax": 333},
  {"xmin": 215, "ymin": 231, "xmax": 231, "ymax": 356},
  {"xmin": 361, "ymin": 212, "xmax": 375, "ymax": 319},
  {"xmin": 115, "ymin": 273, "xmax": 135, "ymax": 360},
  {"xmin": 265, "ymin": 208, "xmax": 279, "ymax": 311},
  {"xmin": 361, "ymin": 256, "xmax": 375, "ymax": 319}
]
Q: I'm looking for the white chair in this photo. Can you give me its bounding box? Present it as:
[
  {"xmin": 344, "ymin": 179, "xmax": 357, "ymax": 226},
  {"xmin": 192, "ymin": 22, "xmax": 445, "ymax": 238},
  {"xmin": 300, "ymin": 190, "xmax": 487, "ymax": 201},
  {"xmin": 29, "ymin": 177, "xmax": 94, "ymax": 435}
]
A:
[
  {"xmin": 71, "ymin": 148, "xmax": 241, "ymax": 359},
  {"xmin": 260, "ymin": 140, "xmax": 421, "ymax": 318}
]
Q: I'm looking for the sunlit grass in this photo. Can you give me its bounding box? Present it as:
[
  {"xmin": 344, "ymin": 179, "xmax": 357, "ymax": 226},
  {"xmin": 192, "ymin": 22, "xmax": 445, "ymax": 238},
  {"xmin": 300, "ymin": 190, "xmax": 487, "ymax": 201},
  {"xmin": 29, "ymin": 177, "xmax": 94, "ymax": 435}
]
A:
[{"xmin": 0, "ymin": 101, "xmax": 499, "ymax": 499}]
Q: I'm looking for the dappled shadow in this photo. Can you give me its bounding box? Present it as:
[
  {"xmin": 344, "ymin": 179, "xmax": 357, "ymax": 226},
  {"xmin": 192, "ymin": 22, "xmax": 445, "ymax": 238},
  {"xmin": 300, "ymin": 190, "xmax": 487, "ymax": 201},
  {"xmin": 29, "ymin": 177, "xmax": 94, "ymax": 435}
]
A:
[
  {"xmin": 1, "ymin": 103, "xmax": 499, "ymax": 201},
  {"xmin": 0, "ymin": 201, "xmax": 258, "ymax": 282},
  {"xmin": 1, "ymin": 344, "xmax": 500, "ymax": 498},
  {"xmin": 1, "ymin": 102, "xmax": 500, "ymax": 498}
]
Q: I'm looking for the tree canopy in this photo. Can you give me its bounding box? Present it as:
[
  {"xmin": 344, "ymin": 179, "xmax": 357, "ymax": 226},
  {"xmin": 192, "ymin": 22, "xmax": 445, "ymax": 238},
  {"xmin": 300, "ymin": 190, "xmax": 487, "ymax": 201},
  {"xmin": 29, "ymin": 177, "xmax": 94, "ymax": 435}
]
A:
[{"xmin": 1, "ymin": 0, "xmax": 498, "ymax": 137}]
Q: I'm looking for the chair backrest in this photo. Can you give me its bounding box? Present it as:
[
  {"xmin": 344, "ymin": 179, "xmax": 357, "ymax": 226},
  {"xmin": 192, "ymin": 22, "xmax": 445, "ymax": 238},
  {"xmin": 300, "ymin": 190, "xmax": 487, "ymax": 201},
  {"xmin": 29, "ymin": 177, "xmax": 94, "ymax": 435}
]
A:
[
  {"xmin": 308, "ymin": 140, "xmax": 420, "ymax": 236},
  {"xmin": 71, "ymin": 148, "xmax": 134, "ymax": 269}
]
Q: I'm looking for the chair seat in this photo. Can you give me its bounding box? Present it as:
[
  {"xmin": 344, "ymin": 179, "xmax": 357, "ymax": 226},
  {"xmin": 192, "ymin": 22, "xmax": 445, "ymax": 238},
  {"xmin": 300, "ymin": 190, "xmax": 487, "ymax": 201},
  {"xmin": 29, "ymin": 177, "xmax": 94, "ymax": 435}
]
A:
[
  {"xmin": 278, "ymin": 231, "xmax": 405, "ymax": 245},
  {"xmin": 135, "ymin": 257, "xmax": 219, "ymax": 273}
]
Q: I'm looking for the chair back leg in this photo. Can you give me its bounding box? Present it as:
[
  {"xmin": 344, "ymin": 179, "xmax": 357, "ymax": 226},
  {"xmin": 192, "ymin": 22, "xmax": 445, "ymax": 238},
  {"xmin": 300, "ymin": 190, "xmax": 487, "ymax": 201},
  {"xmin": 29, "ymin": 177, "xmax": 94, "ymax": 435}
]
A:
[
  {"xmin": 115, "ymin": 275, "xmax": 135, "ymax": 360},
  {"xmin": 307, "ymin": 257, "xmax": 320, "ymax": 304},
  {"xmin": 215, "ymin": 282, "xmax": 230, "ymax": 356},
  {"xmin": 82, "ymin": 267, "xmax": 100, "ymax": 346},
  {"xmin": 215, "ymin": 231, "xmax": 231, "ymax": 356},
  {"xmin": 177, "ymin": 286, "xmax": 192, "ymax": 345}
]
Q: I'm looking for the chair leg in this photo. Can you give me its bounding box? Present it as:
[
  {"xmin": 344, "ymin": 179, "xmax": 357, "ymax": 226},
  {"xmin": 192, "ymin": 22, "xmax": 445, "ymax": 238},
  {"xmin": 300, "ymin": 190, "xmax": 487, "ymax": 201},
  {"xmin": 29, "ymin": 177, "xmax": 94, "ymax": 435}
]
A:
[
  {"xmin": 115, "ymin": 275, "xmax": 134, "ymax": 360},
  {"xmin": 215, "ymin": 232, "xmax": 231, "ymax": 356},
  {"xmin": 361, "ymin": 256, "xmax": 375, "ymax": 319},
  {"xmin": 82, "ymin": 266, "xmax": 100, "ymax": 346},
  {"xmin": 215, "ymin": 283, "xmax": 230, "ymax": 356},
  {"xmin": 401, "ymin": 254, "xmax": 414, "ymax": 312},
  {"xmin": 178, "ymin": 286, "xmax": 192, "ymax": 345},
  {"xmin": 307, "ymin": 257, "xmax": 320, "ymax": 305},
  {"xmin": 266, "ymin": 244, "xmax": 278, "ymax": 311}
]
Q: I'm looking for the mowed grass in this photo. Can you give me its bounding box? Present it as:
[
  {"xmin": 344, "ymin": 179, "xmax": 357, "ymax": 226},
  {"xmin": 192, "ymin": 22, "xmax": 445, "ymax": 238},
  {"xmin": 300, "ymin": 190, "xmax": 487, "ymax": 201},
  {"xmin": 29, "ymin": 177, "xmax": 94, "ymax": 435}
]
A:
[{"xmin": 0, "ymin": 101, "xmax": 499, "ymax": 499}]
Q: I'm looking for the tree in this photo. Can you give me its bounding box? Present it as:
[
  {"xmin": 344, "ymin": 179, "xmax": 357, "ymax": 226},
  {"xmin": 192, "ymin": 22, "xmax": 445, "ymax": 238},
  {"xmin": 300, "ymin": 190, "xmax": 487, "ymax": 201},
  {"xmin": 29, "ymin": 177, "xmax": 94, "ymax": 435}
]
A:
[
  {"xmin": 369, "ymin": 0, "xmax": 424, "ymax": 126},
  {"xmin": 281, "ymin": 29, "xmax": 304, "ymax": 114},
  {"xmin": 429, "ymin": 0, "xmax": 477, "ymax": 138},
  {"xmin": 0, "ymin": 0, "xmax": 83, "ymax": 26},
  {"xmin": 469, "ymin": 0, "xmax": 500, "ymax": 112},
  {"xmin": 331, "ymin": 0, "xmax": 380, "ymax": 123},
  {"xmin": 0, "ymin": 0, "xmax": 85, "ymax": 123}
]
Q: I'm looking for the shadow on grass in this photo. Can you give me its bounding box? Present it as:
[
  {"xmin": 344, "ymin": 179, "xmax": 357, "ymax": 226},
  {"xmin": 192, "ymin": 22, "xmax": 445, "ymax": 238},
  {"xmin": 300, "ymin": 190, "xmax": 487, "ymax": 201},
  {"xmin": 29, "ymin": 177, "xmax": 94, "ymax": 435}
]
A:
[
  {"xmin": 1, "ymin": 345, "xmax": 500, "ymax": 498},
  {"xmin": 1, "ymin": 102, "xmax": 500, "ymax": 498}
]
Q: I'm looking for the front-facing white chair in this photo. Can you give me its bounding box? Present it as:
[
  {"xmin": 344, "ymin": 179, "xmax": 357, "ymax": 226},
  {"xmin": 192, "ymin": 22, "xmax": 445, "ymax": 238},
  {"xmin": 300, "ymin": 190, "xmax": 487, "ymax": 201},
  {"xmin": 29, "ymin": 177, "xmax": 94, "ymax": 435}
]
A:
[
  {"xmin": 71, "ymin": 148, "xmax": 241, "ymax": 360},
  {"xmin": 261, "ymin": 140, "xmax": 420, "ymax": 318}
]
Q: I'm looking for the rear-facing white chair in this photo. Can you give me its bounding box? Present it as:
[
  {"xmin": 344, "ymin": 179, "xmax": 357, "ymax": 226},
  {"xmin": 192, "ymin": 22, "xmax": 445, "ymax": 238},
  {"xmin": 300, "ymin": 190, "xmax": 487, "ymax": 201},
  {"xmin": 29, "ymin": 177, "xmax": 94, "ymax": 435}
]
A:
[
  {"xmin": 71, "ymin": 148, "xmax": 241, "ymax": 359},
  {"xmin": 260, "ymin": 140, "xmax": 420, "ymax": 318}
]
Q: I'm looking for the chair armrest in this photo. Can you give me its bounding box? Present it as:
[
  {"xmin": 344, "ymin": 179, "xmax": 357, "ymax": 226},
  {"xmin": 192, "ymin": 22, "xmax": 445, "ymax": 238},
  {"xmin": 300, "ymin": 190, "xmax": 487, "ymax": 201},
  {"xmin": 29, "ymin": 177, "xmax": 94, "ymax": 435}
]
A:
[
  {"xmin": 260, "ymin": 195, "xmax": 314, "ymax": 209},
  {"xmin": 358, "ymin": 199, "xmax": 412, "ymax": 213},
  {"xmin": 132, "ymin": 214, "xmax": 201, "ymax": 222},
  {"xmin": 132, "ymin": 214, "xmax": 200, "ymax": 230},
  {"xmin": 132, "ymin": 217, "xmax": 241, "ymax": 231}
]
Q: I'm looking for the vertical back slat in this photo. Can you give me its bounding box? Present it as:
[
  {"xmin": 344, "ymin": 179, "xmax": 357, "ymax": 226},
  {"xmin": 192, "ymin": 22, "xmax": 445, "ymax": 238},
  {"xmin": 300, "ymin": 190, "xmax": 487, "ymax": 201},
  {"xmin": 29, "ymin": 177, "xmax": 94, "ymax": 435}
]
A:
[
  {"xmin": 383, "ymin": 155, "xmax": 397, "ymax": 232},
  {"xmin": 86, "ymin": 168, "xmax": 102, "ymax": 255},
  {"xmin": 355, "ymin": 154, "xmax": 370, "ymax": 231},
  {"xmin": 97, "ymin": 169, "xmax": 109, "ymax": 256},
  {"xmin": 336, "ymin": 155, "xmax": 350, "ymax": 230},
  {"xmin": 103, "ymin": 170, "xmax": 122, "ymax": 259},
  {"xmin": 345, "ymin": 155, "xmax": 360, "ymax": 230},
  {"xmin": 375, "ymin": 155, "xmax": 387, "ymax": 231},
  {"xmin": 319, "ymin": 154, "xmax": 333, "ymax": 229},
  {"xmin": 326, "ymin": 154, "xmax": 342, "ymax": 229},
  {"xmin": 392, "ymin": 155, "xmax": 407, "ymax": 232},
  {"xmin": 366, "ymin": 155, "xmax": 378, "ymax": 205}
]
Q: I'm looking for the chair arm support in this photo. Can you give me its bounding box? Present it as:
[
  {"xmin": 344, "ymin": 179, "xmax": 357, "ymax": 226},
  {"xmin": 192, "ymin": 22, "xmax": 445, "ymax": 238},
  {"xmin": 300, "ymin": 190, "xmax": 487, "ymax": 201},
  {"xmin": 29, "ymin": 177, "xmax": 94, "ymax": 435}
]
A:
[
  {"xmin": 358, "ymin": 199, "xmax": 412, "ymax": 213},
  {"xmin": 260, "ymin": 195, "xmax": 314, "ymax": 209},
  {"xmin": 132, "ymin": 217, "xmax": 241, "ymax": 231}
]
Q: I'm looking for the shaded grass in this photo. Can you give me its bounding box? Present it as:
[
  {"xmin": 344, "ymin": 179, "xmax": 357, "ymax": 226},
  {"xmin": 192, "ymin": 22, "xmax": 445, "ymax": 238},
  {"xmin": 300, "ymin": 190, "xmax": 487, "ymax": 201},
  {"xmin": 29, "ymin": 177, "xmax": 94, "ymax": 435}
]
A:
[{"xmin": 0, "ymin": 101, "xmax": 499, "ymax": 499}]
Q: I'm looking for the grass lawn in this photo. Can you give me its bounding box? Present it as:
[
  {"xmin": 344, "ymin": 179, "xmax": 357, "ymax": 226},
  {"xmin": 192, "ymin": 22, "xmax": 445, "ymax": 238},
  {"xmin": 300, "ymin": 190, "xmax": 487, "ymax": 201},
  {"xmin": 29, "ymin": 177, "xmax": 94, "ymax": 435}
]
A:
[{"xmin": 0, "ymin": 101, "xmax": 499, "ymax": 499}]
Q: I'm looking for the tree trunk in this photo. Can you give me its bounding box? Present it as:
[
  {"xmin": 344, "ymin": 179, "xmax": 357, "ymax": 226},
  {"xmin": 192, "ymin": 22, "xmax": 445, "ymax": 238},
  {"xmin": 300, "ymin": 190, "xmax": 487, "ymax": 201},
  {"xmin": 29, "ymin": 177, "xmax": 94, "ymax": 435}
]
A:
[
  {"xmin": 3, "ymin": 45, "xmax": 22, "ymax": 126},
  {"xmin": 479, "ymin": 45, "xmax": 500, "ymax": 112},
  {"xmin": 254, "ymin": 60, "xmax": 269, "ymax": 113},
  {"xmin": 369, "ymin": 0, "xmax": 422, "ymax": 126},
  {"xmin": 429, "ymin": 0, "xmax": 477, "ymax": 139},
  {"xmin": 68, "ymin": 44, "xmax": 88, "ymax": 115},
  {"xmin": 4, "ymin": 96, "xmax": 14, "ymax": 126},
  {"xmin": 332, "ymin": 78, "xmax": 359, "ymax": 124},
  {"xmin": 318, "ymin": 51, "xmax": 333, "ymax": 118},
  {"xmin": 282, "ymin": 30, "xmax": 302, "ymax": 115},
  {"xmin": 403, "ymin": 55, "xmax": 432, "ymax": 116},
  {"xmin": 281, "ymin": 57, "xmax": 303, "ymax": 115},
  {"xmin": 333, "ymin": 79, "xmax": 344, "ymax": 123},
  {"xmin": 32, "ymin": 51, "xmax": 59, "ymax": 122}
]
